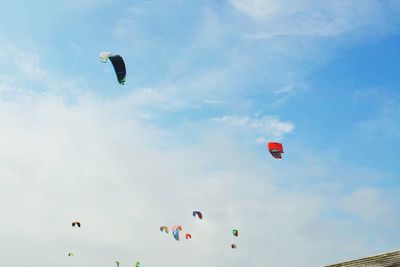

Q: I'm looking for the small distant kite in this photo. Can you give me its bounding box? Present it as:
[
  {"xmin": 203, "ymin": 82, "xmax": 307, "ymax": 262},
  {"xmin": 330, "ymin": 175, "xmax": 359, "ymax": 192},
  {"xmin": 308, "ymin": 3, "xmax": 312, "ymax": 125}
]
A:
[
  {"xmin": 160, "ymin": 226, "xmax": 169, "ymax": 234},
  {"xmin": 268, "ymin": 142, "xmax": 284, "ymax": 159},
  {"xmin": 231, "ymin": 243, "xmax": 237, "ymax": 249},
  {"xmin": 68, "ymin": 252, "xmax": 74, "ymax": 256},
  {"xmin": 232, "ymin": 229, "xmax": 239, "ymax": 237},
  {"xmin": 192, "ymin": 211, "xmax": 203, "ymax": 219},
  {"xmin": 99, "ymin": 51, "xmax": 127, "ymax": 85},
  {"xmin": 171, "ymin": 225, "xmax": 182, "ymax": 241},
  {"xmin": 71, "ymin": 221, "xmax": 81, "ymax": 227},
  {"xmin": 185, "ymin": 233, "xmax": 192, "ymax": 240}
]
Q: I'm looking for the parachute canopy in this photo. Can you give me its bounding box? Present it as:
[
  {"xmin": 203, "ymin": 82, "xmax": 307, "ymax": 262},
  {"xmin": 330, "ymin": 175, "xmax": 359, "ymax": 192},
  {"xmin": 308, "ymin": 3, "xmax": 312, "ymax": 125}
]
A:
[
  {"xmin": 160, "ymin": 226, "xmax": 169, "ymax": 234},
  {"xmin": 268, "ymin": 142, "xmax": 284, "ymax": 159},
  {"xmin": 99, "ymin": 51, "xmax": 126, "ymax": 85},
  {"xmin": 185, "ymin": 233, "xmax": 192, "ymax": 239},
  {"xmin": 231, "ymin": 243, "xmax": 237, "ymax": 249},
  {"xmin": 72, "ymin": 221, "xmax": 81, "ymax": 227},
  {"xmin": 232, "ymin": 229, "xmax": 239, "ymax": 237},
  {"xmin": 193, "ymin": 211, "xmax": 203, "ymax": 219}
]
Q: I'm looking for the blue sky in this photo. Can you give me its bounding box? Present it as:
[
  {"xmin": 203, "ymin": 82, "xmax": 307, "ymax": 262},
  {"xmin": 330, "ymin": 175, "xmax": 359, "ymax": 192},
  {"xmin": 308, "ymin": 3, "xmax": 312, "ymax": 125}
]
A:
[{"xmin": 0, "ymin": 1, "xmax": 399, "ymax": 266}]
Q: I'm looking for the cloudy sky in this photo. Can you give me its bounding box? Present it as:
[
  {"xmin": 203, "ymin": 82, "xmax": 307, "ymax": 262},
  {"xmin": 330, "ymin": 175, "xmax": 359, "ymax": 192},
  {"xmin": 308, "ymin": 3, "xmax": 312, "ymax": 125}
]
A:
[{"xmin": 0, "ymin": 0, "xmax": 399, "ymax": 266}]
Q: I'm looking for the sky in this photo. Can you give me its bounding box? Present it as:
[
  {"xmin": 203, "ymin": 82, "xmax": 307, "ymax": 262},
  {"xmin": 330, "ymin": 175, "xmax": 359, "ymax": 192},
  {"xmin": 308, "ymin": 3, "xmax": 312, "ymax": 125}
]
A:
[{"xmin": 0, "ymin": 0, "xmax": 399, "ymax": 266}]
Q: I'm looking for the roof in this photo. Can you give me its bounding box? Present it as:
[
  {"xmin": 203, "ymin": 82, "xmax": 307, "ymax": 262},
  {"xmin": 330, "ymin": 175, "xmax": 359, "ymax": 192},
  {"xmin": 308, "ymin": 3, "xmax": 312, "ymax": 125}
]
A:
[{"xmin": 325, "ymin": 250, "xmax": 400, "ymax": 267}]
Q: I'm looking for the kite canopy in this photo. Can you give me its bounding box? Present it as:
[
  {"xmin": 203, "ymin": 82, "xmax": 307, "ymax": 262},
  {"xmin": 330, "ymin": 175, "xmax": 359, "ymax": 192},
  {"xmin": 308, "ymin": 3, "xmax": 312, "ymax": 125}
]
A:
[
  {"xmin": 68, "ymin": 252, "xmax": 74, "ymax": 256},
  {"xmin": 171, "ymin": 225, "xmax": 182, "ymax": 241},
  {"xmin": 72, "ymin": 221, "xmax": 81, "ymax": 227},
  {"xmin": 232, "ymin": 229, "xmax": 239, "ymax": 237},
  {"xmin": 231, "ymin": 243, "xmax": 237, "ymax": 249},
  {"xmin": 268, "ymin": 142, "xmax": 284, "ymax": 159},
  {"xmin": 99, "ymin": 51, "xmax": 126, "ymax": 85},
  {"xmin": 173, "ymin": 229, "xmax": 180, "ymax": 241},
  {"xmin": 160, "ymin": 226, "xmax": 169, "ymax": 234},
  {"xmin": 192, "ymin": 211, "xmax": 203, "ymax": 219},
  {"xmin": 185, "ymin": 233, "xmax": 192, "ymax": 239}
]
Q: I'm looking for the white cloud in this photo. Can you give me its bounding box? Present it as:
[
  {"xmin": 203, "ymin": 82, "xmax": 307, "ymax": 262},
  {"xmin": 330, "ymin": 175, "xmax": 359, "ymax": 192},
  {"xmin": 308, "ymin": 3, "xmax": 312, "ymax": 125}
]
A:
[
  {"xmin": 233, "ymin": 0, "xmax": 400, "ymax": 39},
  {"xmin": 0, "ymin": 94, "xmax": 397, "ymax": 267},
  {"xmin": 343, "ymin": 187, "xmax": 397, "ymax": 225},
  {"xmin": 0, "ymin": 42, "xmax": 90, "ymax": 99},
  {"xmin": 359, "ymin": 117, "xmax": 400, "ymax": 139},
  {"xmin": 104, "ymin": 1, "xmax": 400, "ymax": 117},
  {"xmin": 212, "ymin": 115, "xmax": 294, "ymax": 138},
  {"xmin": 356, "ymin": 91, "xmax": 400, "ymax": 139},
  {"xmin": 3, "ymin": 45, "xmax": 48, "ymax": 82}
]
